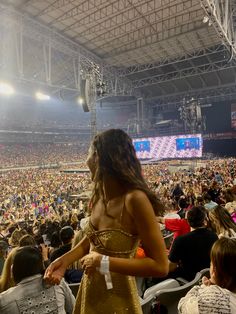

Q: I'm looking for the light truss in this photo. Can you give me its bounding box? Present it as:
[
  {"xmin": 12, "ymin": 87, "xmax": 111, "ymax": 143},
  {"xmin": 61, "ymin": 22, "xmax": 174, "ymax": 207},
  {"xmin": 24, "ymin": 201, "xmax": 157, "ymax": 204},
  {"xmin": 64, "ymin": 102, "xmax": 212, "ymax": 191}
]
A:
[
  {"xmin": 0, "ymin": 4, "xmax": 133, "ymax": 96},
  {"xmin": 133, "ymin": 59, "xmax": 236, "ymax": 88},
  {"xmin": 118, "ymin": 44, "xmax": 228, "ymax": 76},
  {"xmin": 149, "ymin": 83, "xmax": 236, "ymax": 107},
  {"xmin": 200, "ymin": 0, "xmax": 236, "ymax": 57}
]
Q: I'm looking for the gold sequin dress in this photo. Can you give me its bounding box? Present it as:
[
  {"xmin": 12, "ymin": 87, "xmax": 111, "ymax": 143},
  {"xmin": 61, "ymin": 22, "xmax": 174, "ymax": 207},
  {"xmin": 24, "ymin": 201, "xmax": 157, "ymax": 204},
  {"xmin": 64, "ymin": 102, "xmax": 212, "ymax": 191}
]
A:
[{"xmin": 73, "ymin": 220, "xmax": 142, "ymax": 314}]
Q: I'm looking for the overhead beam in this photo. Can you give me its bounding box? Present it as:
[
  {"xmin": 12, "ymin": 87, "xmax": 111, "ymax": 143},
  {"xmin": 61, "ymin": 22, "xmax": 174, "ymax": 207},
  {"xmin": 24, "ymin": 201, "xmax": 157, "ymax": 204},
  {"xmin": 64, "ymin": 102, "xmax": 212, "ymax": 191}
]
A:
[
  {"xmin": 148, "ymin": 83, "xmax": 236, "ymax": 106},
  {"xmin": 34, "ymin": 0, "xmax": 78, "ymax": 17},
  {"xmin": 133, "ymin": 59, "xmax": 236, "ymax": 88},
  {"xmin": 118, "ymin": 45, "xmax": 227, "ymax": 76},
  {"xmin": 50, "ymin": 0, "xmax": 124, "ymax": 27}
]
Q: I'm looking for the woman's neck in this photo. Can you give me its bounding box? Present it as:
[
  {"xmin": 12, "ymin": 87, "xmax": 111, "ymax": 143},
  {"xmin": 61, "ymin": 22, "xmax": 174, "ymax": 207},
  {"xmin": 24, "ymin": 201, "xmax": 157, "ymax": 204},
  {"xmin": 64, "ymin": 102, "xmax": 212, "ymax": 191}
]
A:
[{"xmin": 103, "ymin": 175, "xmax": 126, "ymax": 202}]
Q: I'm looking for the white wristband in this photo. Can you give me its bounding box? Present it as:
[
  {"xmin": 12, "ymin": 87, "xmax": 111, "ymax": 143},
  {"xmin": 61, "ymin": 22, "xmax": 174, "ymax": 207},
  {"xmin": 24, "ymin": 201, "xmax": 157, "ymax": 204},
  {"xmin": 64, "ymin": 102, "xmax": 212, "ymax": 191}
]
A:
[
  {"xmin": 99, "ymin": 255, "xmax": 113, "ymax": 290},
  {"xmin": 105, "ymin": 273, "xmax": 113, "ymax": 290},
  {"xmin": 99, "ymin": 255, "xmax": 110, "ymax": 274}
]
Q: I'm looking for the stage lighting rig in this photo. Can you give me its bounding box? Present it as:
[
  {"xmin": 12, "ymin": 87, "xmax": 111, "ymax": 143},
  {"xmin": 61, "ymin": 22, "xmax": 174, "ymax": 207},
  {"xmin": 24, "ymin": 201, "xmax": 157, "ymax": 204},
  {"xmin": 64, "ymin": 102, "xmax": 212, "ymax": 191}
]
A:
[{"xmin": 96, "ymin": 81, "xmax": 107, "ymax": 97}]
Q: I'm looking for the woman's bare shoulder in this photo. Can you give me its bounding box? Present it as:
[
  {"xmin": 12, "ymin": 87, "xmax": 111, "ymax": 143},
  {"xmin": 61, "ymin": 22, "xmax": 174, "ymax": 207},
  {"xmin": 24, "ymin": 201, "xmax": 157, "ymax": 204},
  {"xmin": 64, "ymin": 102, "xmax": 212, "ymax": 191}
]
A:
[
  {"xmin": 126, "ymin": 189, "xmax": 148, "ymax": 201},
  {"xmin": 125, "ymin": 189, "xmax": 152, "ymax": 216}
]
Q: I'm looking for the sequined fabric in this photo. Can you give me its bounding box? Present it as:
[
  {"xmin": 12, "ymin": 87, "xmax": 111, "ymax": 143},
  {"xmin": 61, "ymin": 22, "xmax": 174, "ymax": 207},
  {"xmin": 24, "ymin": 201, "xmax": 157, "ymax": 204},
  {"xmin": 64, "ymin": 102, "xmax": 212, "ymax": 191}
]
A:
[{"xmin": 73, "ymin": 221, "xmax": 142, "ymax": 314}]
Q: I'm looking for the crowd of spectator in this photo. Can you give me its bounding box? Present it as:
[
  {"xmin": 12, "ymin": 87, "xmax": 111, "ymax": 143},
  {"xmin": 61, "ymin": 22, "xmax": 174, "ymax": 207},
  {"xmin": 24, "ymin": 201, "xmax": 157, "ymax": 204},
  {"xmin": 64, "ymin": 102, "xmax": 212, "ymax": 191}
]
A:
[
  {"xmin": 0, "ymin": 168, "xmax": 91, "ymax": 226},
  {"xmin": 0, "ymin": 154, "xmax": 235, "ymax": 313},
  {"xmin": 0, "ymin": 143, "xmax": 88, "ymax": 168}
]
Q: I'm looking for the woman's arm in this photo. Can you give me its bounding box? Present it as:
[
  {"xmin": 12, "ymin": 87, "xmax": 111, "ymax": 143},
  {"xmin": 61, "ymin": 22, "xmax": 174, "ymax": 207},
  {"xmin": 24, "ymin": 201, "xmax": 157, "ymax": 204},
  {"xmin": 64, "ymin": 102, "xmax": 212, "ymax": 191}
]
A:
[
  {"xmin": 82, "ymin": 190, "xmax": 168, "ymax": 278},
  {"xmin": 109, "ymin": 190, "xmax": 168, "ymax": 277},
  {"xmin": 60, "ymin": 236, "xmax": 90, "ymax": 266},
  {"xmin": 44, "ymin": 236, "xmax": 89, "ymax": 284}
]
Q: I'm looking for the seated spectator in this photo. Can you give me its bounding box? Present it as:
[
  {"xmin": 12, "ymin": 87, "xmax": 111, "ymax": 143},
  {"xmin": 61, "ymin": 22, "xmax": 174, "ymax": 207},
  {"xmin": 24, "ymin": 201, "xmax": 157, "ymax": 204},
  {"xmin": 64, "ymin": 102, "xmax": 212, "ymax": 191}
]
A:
[
  {"xmin": 49, "ymin": 231, "xmax": 62, "ymax": 258},
  {"xmin": 225, "ymin": 202, "xmax": 236, "ymax": 223},
  {"xmin": 195, "ymin": 195, "xmax": 204, "ymax": 206},
  {"xmin": 172, "ymin": 183, "xmax": 184, "ymax": 202},
  {"xmin": 209, "ymin": 206, "xmax": 236, "ymax": 238},
  {"xmin": 1, "ymin": 234, "xmax": 46, "ymax": 293},
  {"xmin": 203, "ymin": 193, "xmax": 218, "ymax": 211},
  {"xmin": 157, "ymin": 214, "xmax": 190, "ymax": 243},
  {"xmin": 9, "ymin": 229, "xmax": 27, "ymax": 247},
  {"xmin": 19, "ymin": 234, "xmax": 36, "ymax": 247},
  {"xmin": 208, "ymin": 181, "xmax": 221, "ymax": 202},
  {"xmin": 178, "ymin": 237, "xmax": 236, "ymax": 313},
  {"xmin": 177, "ymin": 197, "xmax": 189, "ymax": 218},
  {"xmin": 224, "ymin": 188, "xmax": 236, "ymax": 223},
  {"xmin": 164, "ymin": 201, "xmax": 181, "ymax": 219},
  {"xmin": 215, "ymin": 172, "xmax": 223, "ymax": 184},
  {"xmin": 168, "ymin": 206, "xmax": 218, "ymax": 281},
  {"xmin": 0, "ymin": 246, "xmax": 75, "ymax": 314},
  {"xmin": 50, "ymin": 226, "xmax": 74, "ymax": 262},
  {"xmin": 0, "ymin": 241, "xmax": 8, "ymax": 275}
]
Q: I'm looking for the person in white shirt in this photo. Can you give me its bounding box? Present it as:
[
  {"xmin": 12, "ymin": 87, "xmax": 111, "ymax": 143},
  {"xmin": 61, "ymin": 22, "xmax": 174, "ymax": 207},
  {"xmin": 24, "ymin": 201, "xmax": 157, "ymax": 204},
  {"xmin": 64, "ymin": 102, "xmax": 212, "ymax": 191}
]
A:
[
  {"xmin": 203, "ymin": 193, "xmax": 218, "ymax": 211},
  {"xmin": 163, "ymin": 201, "xmax": 181, "ymax": 220},
  {"xmin": 178, "ymin": 237, "xmax": 236, "ymax": 314},
  {"xmin": 0, "ymin": 246, "xmax": 75, "ymax": 314}
]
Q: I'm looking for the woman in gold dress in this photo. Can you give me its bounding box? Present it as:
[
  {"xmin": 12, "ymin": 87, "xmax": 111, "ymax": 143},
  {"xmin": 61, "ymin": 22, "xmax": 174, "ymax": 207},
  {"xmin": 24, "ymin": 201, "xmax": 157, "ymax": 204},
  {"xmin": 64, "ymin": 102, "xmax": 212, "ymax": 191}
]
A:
[{"xmin": 45, "ymin": 129, "xmax": 168, "ymax": 314}]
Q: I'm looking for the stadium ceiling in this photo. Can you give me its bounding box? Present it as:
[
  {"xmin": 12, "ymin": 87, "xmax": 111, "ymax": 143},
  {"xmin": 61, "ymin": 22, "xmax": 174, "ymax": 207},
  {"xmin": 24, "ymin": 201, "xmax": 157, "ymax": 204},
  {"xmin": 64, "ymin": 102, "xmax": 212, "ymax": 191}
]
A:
[{"xmin": 0, "ymin": 0, "xmax": 236, "ymax": 106}]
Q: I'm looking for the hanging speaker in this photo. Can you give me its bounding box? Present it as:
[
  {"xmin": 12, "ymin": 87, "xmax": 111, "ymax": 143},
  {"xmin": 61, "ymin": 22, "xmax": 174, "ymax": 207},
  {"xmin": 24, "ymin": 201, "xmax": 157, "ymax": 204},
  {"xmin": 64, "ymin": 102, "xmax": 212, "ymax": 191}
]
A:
[{"xmin": 80, "ymin": 79, "xmax": 89, "ymax": 112}]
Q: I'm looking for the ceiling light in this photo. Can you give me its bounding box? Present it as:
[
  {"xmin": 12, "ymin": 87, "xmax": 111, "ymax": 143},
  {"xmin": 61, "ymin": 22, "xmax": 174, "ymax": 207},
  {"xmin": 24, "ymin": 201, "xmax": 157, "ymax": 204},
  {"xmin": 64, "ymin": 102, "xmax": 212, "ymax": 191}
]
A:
[
  {"xmin": 36, "ymin": 92, "xmax": 50, "ymax": 100},
  {"xmin": 78, "ymin": 97, "xmax": 84, "ymax": 105},
  {"xmin": 0, "ymin": 82, "xmax": 14, "ymax": 95}
]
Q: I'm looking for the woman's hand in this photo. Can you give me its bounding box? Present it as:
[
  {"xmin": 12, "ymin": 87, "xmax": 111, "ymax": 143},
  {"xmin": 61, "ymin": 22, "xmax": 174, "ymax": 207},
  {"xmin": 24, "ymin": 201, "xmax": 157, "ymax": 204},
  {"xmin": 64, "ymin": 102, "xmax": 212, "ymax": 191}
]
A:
[
  {"xmin": 80, "ymin": 252, "xmax": 102, "ymax": 276},
  {"xmin": 44, "ymin": 258, "xmax": 67, "ymax": 285}
]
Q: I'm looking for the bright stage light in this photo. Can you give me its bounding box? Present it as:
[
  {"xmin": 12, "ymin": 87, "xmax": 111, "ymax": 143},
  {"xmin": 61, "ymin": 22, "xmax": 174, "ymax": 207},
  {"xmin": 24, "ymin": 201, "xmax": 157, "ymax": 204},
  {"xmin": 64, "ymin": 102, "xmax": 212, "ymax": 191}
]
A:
[
  {"xmin": 0, "ymin": 82, "xmax": 14, "ymax": 95},
  {"xmin": 36, "ymin": 92, "xmax": 50, "ymax": 100},
  {"xmin": 78, "ymin": 97, "xmax": 84, "ymax": 105}
]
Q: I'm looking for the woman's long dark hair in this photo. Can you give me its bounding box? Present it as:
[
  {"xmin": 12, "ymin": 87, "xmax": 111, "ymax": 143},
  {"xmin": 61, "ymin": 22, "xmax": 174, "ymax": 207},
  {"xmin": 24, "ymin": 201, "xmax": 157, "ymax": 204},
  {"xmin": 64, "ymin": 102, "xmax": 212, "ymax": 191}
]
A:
[
  {"xmin": 211, "ymin": 237, "xmax": 236, "ymax": 292},
  {"xmin": 89, "ymin": 129, "xmax": 165, "ymax": 216},
  {"xmin": 211, "ymin": 205, "xmax": 236, "ymax": 236}
]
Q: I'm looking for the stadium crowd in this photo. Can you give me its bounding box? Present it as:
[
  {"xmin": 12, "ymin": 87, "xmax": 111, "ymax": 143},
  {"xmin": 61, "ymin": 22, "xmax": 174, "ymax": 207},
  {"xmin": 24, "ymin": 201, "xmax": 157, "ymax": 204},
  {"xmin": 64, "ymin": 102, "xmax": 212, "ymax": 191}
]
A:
[
  {"xmin": 0, "ymin": 143, "xmax": 88, "ymax": 168},
  {"xmin": 0, "ymin": 151, "xmax": 236, "ymax": 313}
]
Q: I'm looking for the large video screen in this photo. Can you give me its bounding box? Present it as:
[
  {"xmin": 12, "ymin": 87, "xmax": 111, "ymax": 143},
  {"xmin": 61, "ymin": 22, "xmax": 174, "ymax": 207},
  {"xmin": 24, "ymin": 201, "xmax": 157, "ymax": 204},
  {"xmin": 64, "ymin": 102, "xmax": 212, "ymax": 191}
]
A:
[
  {"xmin": 176, "ymin": 137, "xmax": 200, "ymax": 151},
  {"xmin": 133, "ymin": 140, "xmax": 150, "ymax": 153},
  {"xmin": 133, "ymin": 134, "xmax": 202, "ymax": 159}
]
